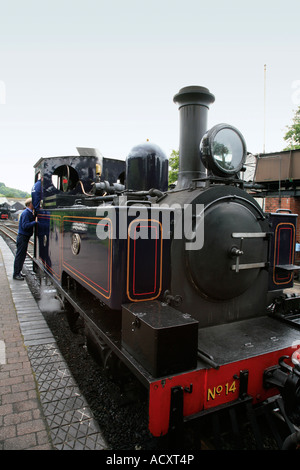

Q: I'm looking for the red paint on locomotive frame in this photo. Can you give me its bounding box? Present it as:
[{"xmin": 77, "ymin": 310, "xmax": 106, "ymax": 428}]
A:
[{"xmin": 148, "ymin": 344, "xmax": 300, "ymax": 437}]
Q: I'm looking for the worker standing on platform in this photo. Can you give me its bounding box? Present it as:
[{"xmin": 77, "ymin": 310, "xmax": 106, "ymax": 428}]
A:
[{"xmin": 13, "ymin": 198, "xmax": 37, "ymax": 280}]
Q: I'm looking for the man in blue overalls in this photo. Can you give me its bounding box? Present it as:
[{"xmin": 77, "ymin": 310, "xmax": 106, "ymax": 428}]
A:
[
  {"xmin": 13, "ymin": 198, "xmax": 37, "ymax": 280},
  {"xmin": 31, "ymin": 178, "xmax": 41, "ymax": 214}
]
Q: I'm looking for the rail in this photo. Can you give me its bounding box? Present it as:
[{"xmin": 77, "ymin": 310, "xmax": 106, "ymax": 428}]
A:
[{"xmin": 0, "ymin": 221, "xmax": 34, "ymax": 259}]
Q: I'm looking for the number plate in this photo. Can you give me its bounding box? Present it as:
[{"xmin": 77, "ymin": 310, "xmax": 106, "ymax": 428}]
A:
[{"xmin": 207, "ymin": 380, "xmax": 237, "ymax": 403}]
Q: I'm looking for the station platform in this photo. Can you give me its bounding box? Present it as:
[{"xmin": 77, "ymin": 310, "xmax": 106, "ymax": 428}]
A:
[{"xmin": 0, "ymin": 237, "xmax": 108, "ymax": 450}]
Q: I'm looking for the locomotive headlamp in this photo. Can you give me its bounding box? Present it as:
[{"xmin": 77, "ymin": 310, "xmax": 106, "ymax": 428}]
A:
[{"xmin": 200, "ymin": 123, "xmax": 247, "ymax": 177}]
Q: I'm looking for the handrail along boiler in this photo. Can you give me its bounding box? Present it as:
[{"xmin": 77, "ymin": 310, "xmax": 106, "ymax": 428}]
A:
[{"xmin": 33, "ymin": 86, "xmax": 300, "ymax": 443}]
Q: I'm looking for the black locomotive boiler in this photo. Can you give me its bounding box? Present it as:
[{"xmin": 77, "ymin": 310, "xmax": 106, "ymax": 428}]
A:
[{"xmin": 33, "ymin": 86, "xmax": 300, "ymax": 445}]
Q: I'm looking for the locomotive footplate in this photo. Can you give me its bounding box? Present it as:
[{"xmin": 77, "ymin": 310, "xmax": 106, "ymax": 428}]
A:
[{"xmin": 197, "ymin": 315, "xmax": 300, "ymax": 366}]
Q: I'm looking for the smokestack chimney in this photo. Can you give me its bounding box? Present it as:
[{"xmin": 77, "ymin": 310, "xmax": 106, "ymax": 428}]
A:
[{"xmin": 173, "ymin": 86, "xmax": 215, "ymax": 189}]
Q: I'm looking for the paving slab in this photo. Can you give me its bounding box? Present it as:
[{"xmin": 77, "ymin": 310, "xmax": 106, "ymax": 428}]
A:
[{"xmin": 0, "ymin": 236, "xmax": 108, "ymax": 450}]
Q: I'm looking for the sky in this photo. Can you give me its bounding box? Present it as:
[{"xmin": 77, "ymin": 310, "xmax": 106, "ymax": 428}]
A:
[{"xmin": 0, "ymin": 0, "xmax": 300, "ymax": 193}]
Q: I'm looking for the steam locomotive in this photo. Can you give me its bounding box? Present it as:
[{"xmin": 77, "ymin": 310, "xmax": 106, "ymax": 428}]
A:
[{"xmin": 32, "ymin": 86, "xmax": 300, "ymax": 446}]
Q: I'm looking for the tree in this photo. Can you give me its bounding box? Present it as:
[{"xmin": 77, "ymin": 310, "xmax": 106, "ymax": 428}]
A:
[
  {"xmin": 168, "ymin": 149, "xmax": 179, "ymax": 185},
  {"xmin": 0, "ymin": 182, "xmax": 30, "ymax": 198},
  {"xmin": 283, "ymin": 106, "xmax": 300, "ymax": 150}
]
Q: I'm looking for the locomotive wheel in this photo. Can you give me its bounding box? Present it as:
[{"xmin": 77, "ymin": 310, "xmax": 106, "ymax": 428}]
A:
[
  {"xmin": 63, "ymin": 298, "xmax": 80, "ymax": 332},
  {"xmin": 85, "ymin": 324, "xmax": 130, "ymax": 382},
  {"xmin": 282, "ymin": 431, "xmax": 300, "ymax": 450}
]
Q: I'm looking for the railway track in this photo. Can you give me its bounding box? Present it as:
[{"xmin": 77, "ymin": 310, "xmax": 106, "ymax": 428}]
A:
[{"xmin": 0, "ymin": 220, "xmax": 34, "ymax": 259}]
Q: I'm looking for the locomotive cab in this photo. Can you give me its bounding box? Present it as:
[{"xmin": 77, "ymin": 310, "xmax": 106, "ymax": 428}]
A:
[{"xmin": 33, "ymin": 151, "xmax": 126, "ymax": 208}]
